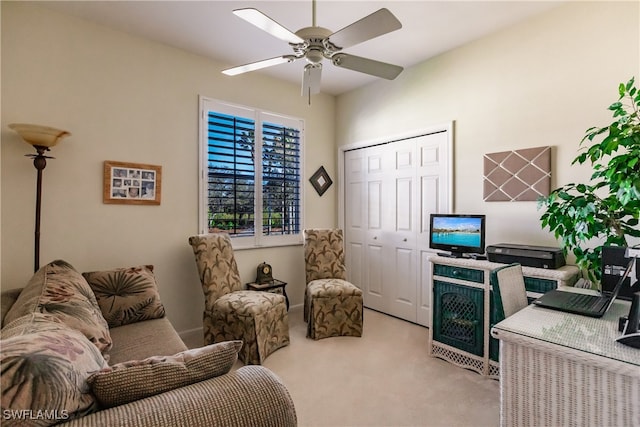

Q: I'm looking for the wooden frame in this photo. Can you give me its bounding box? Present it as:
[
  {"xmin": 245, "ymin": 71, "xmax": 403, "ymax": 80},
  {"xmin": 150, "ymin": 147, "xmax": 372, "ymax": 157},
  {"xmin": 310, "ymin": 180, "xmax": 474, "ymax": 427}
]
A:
[
  {"xmin": 309, "ymin": 165, "xmax": 333, "ymax": 196},
  {"xmin": 103, "ymin": 160, "xmax": 161, "ymax": 205}
]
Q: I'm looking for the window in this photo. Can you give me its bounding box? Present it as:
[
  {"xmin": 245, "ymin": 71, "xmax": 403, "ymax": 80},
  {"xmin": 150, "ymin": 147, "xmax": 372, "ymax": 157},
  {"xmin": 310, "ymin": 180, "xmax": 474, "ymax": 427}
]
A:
[{"xmin": 199, "ymin": 97, "xmax": 303, "ymax": 248}]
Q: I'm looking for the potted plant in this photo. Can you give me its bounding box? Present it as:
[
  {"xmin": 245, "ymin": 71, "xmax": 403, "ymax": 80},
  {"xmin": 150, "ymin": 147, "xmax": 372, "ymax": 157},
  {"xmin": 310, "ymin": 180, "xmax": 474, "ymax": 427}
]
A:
[{"xmin": 538, "ymin": 77, "xmax": 640, "ymax": 281}]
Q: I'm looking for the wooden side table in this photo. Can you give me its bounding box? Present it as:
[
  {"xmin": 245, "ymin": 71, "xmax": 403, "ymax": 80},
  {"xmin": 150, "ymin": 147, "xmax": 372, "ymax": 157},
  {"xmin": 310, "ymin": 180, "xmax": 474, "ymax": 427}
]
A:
[{"xmin": 246, "ymin": 279, "xmax": 289, "ymax": 310}]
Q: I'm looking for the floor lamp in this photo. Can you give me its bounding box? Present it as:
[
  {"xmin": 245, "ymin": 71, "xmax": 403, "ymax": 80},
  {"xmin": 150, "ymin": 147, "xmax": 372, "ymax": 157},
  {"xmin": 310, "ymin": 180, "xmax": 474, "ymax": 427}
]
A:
[{"xmin": 8, "ymin": 123, "xmax": 71, "ymax": 272}]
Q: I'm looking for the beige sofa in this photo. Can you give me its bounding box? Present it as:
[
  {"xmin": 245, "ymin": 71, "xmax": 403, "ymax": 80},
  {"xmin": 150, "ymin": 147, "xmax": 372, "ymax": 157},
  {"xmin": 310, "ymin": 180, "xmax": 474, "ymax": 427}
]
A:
[{"xmin": 0, "ymin": 260, "xmax": 297, "ymax": 427}]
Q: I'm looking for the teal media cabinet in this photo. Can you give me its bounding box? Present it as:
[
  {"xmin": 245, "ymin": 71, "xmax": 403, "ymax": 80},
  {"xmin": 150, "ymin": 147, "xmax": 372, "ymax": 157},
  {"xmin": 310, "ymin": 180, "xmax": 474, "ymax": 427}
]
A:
[{"xmin": 428, "ymin": 256, "xmax": 580, "ymax": 378}]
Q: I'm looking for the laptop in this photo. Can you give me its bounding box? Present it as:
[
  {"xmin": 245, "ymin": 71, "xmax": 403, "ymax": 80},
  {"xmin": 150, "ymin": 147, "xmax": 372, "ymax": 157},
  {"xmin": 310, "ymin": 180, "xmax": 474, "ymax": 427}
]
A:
[{"xmin": 533, "ymin": 257, "xmax": 636, "ymax": 318}]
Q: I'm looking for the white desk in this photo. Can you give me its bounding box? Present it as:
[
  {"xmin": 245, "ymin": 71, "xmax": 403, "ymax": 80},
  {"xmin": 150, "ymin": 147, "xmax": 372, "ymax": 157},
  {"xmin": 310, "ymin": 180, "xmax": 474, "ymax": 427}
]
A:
[{"xmin": 491, "ymin": 300, "xmax": 640, "ymax": 427}]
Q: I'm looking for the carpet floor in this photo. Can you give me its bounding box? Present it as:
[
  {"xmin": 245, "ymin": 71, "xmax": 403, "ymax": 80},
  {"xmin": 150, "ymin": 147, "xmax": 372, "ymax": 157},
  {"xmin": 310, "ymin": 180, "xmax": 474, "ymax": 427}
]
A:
[{"xmin": 250, "ymin": 306, "xmax": 500, "ymax": 427}]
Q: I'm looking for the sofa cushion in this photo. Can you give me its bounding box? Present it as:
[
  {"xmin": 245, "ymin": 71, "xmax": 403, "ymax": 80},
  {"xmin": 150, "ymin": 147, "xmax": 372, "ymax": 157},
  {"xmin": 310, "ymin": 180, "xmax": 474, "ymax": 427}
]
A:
[
  {"xmin": 0, "ymin": 317, "xmax": 108, "ymax": 426},
  {"xmin": 82, "ymin": 265, "xmax": 166, "ymax": 328},
  {"xmin": 87, "ymin": 340, "xmax": 242, "ymax": 408},
  {"xmin": 107, "ymin": 317, "xmax": 188, "ymax": 365},
  {"xmin": 2, "ymin": 260, "xmax": 112, "ymax": 354}
]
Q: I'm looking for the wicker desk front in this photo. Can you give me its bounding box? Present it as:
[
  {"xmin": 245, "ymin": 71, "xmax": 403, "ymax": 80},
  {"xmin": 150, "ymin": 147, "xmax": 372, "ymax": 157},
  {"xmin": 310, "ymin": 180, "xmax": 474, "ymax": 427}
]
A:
[{"xmin": 491, "ymin": 300, "xmax": 639, "ymax": 427}]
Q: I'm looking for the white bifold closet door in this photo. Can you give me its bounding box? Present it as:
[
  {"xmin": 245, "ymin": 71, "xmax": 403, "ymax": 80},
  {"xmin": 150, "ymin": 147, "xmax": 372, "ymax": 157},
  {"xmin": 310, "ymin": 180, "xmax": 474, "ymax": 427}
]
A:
[{"xmin": 343, "ymin": 129, "xmax": 451, "ymax": 326}]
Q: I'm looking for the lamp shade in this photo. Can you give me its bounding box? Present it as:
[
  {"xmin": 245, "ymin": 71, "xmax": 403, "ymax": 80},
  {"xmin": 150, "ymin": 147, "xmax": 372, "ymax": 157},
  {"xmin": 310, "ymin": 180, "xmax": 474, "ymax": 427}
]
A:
[{"xmin": 8, "ymin": 123, "xmax": 71, "ymax": 148}]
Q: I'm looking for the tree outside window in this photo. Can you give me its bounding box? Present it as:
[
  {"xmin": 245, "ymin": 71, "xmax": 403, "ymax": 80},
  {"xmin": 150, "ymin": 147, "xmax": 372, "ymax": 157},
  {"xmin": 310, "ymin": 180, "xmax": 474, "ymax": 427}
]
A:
[{"xmin": 200, "ymin": 98, "xmax": 303, "ymax": 248}]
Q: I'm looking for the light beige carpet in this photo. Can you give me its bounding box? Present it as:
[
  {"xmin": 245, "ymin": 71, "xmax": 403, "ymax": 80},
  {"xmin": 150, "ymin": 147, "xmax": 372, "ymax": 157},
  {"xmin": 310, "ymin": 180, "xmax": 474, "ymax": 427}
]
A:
[{"xmin": 251, "ymin": 307, "xmax": 499, "ymax": 427}]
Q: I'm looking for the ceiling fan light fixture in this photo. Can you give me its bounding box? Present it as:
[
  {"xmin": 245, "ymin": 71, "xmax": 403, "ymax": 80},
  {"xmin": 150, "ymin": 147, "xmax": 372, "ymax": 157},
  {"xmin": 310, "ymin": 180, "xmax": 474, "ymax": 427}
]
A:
[
  {"xmin": 295, "ymin": 26, "xmax": 332, "ymax": 65},
  {"xmin": 305, "ymin": 48, "xmax": 324, "ymax": 64}
]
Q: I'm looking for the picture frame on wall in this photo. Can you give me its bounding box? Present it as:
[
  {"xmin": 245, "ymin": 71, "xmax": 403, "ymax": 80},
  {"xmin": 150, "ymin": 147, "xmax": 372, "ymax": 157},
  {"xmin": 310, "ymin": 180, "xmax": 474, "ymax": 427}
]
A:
[
  {"xmin": 103, "ymin": 160, "xmax": 162, "ymax": 205},
  {"xmin": 309, "ymin": 166, "xmax": 333, "ymax": 196}
]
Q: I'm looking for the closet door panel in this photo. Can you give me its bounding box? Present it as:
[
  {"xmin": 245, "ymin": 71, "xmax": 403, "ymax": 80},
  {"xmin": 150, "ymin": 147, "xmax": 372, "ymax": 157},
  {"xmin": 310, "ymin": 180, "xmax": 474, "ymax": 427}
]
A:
[
  {"xmin": 417, "ymin": 132, "xmax": 450, "ymax": 217},
  {"xmin": 396, "ymin": 177, "xmax": 413, "ymax": 231},
  {"xmin": 367, "ymin": 180, "xmax": 383, "ymax": 230},
  {"xmin": 343, "ymin": 127, "xmax": 451, "ymax": 326},
  {"xmin": 364, "ymin": 147, "xmax": 386, "ymax": 311},
  {"xmin": 344, "ymin": 150, "xmax": 365, "ymax": 289},
  {"xmin": 420, "ymin": 176, "xmax": 440, "ymax": 230},
  {"xmin": 385, "ymin": 140, "xmax": 418, "ymax": 321},
  {"xmin": 365, "ymin": 242, "xmax": 385, "ymax": 312},
  {"xmin": 415, "ymin": 131, "xmax": 451, "ymax": 326}
]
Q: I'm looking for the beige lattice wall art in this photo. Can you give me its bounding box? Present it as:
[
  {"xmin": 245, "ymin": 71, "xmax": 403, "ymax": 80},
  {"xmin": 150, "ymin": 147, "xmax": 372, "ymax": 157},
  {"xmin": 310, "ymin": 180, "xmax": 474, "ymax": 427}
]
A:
[{"xmin": 483, "ymin": 146, "xmax": 551, "ymax": 202}]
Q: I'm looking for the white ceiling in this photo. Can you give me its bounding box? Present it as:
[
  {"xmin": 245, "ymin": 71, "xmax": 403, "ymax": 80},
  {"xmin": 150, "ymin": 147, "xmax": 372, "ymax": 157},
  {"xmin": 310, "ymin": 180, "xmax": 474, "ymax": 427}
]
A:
[{"xmin": 35, "ymin": 1, "xmax": 564, "ymax": 95}]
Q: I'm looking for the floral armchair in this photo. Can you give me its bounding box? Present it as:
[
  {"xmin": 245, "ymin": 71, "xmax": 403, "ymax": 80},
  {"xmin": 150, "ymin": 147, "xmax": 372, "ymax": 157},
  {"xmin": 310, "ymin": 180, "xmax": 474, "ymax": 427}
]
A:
[
  {"xmin": 188, "ymin": 233, "xmax": 290, "ymax": 364},
  {"xmin": 303, "ymin": 229, "xmax": 363, "ymax": 340}
]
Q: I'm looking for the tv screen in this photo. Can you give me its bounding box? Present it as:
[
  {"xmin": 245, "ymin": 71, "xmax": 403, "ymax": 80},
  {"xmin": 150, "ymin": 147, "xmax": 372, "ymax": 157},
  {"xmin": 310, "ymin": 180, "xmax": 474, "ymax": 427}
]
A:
[{"xmin": 429, "ymin": 214, "xmax": 486, "ymax": 258}]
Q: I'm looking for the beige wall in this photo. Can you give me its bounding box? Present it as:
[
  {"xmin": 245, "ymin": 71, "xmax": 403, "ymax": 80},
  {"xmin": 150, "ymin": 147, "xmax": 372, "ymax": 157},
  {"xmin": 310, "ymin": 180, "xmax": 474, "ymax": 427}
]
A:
[
  {"xmin": 336, "ymin": 1, "xmax": 639, "ymax": 254},
  {"xmin": 1, "ymin": 3, "xmax": 336, "ymax": 333},
  {"xmin": 2, "ymin": 2, "xmax": 639, "ymax": 334}
]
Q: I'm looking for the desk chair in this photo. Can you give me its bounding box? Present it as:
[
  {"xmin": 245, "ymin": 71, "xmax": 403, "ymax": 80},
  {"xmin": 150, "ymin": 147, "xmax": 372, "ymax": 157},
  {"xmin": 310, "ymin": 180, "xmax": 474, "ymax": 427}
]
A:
[
  {"xmin": 491, "ymin": 263, "xmax": 529, "ymax": 321},
  {"xmin": 490, "ymin": 263, "xmax": 529, "ymax": 362}
]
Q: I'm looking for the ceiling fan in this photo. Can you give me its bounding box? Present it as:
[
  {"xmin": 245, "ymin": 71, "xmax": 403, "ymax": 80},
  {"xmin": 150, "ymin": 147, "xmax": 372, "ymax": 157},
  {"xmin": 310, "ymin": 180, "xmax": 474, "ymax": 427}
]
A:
[{"xmin": 222, "ymin": 0, "xmax": 404, "ymax": 101}]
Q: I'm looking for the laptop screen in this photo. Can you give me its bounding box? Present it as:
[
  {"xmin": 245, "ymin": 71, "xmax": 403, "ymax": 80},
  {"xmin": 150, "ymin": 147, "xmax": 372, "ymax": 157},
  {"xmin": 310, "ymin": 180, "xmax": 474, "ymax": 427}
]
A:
[
  {"xmin": 602, "ymin": 246, "xmax": 640, "ymax": 300},
  {"xmin": 607, "ymin": 257, "xmax": 636, "ymax": 302}
]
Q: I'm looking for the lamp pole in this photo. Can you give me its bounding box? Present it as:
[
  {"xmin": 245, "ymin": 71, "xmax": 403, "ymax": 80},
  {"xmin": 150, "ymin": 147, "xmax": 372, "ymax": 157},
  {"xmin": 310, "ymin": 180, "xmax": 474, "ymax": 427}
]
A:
[{"xmin": 31, "ymin": 145, "xmax": 50, "ymax": 272}]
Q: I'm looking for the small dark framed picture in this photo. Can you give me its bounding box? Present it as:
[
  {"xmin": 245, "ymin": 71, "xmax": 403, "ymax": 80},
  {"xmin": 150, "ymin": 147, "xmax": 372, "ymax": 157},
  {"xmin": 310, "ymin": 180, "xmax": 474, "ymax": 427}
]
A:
[{"xmin": 309, "ymin": 166, "xmax": 333, "ymax": 196}]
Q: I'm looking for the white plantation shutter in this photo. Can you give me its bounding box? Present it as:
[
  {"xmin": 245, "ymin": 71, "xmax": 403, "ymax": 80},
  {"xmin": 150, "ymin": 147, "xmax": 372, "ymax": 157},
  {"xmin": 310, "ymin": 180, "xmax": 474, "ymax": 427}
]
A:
[{"xmin": 200, "ymin": 97, "xmax": 303, "ymax": 248}]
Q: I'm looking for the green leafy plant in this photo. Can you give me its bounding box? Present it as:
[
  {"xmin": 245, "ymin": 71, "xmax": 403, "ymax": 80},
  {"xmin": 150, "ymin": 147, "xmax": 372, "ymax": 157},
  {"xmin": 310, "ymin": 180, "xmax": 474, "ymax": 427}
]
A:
[{"xmin": 538, "ymin": 77, "xmax": 640, "ymax": 280}]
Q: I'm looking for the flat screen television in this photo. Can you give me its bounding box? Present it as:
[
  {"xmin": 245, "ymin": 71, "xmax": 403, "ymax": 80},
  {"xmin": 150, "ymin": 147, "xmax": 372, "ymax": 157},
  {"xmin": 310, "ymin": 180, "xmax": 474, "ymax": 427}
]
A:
[{"xmin": 429, "ymin": 214, "xmax": 486, "ymax": 258}]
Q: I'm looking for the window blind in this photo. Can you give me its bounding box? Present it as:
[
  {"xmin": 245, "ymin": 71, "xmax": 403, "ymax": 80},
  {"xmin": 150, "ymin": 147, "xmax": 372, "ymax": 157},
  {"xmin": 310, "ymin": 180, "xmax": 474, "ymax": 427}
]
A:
[
  {"xmin": 206, "ymin": 111, "xmax": 301, "ymax": 238},
  {"xmin": 262, "ymin": 121, "xmax": 301, "ymax": 236},
  {"xmin": 207, "ymin": 112, "xmax": 256, "ymax": 236}
]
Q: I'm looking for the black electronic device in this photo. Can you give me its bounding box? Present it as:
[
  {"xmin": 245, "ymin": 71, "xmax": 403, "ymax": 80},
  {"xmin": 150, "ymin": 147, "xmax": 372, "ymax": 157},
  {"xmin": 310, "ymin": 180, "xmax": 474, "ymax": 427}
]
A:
[
  {"xmin": 616, "ymin": 291, "xmax": 640, "ymax": 348},
  {"xmin": 486, "ymin": 243, "xmax": 565, "ymax": 269},
  {"xmin": 601, "ymin": 246, "xmax": 640, "ymax": 301},
  {"xmin": 429, "ymin": 214, "xmax": 486, "ymax": 258},
  {"xmin": 532, "ymin": 258, "xmax": 634, "ymax": 318},
  {"xmin": 256, "ymin": 262, "xmax": 273, "ymax": 284}
]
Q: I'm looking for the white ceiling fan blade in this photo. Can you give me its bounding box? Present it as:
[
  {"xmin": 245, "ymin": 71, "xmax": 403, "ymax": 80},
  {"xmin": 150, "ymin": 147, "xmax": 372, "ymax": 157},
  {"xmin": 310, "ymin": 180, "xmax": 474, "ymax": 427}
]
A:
[
  {"xmin": 233, "ymin": 8, "xmax": 304, "ymax": 44},
  {"xmin": 302, "ymin": 64, "xmax": 322, "ymax": 96},
  {"xmin": 332, "ymin": 53, "xmax": 403, "ymax": 80},
  {"xmin": 222, "ymin": 56, "xmax": 296, "ymax": 76},
  {"xmin": 329, "ymin": 8, "xmax": 402, "ymax": 49}
]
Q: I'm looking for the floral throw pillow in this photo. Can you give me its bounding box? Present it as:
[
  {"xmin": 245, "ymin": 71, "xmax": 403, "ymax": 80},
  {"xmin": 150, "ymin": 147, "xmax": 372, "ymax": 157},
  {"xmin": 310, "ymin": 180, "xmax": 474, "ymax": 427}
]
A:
[
  {"xmin": 87, "ymin": 340, "xmax": 242, "ymax": 408},
  {"xmin": 82, "ymin": 265, "xmax": 166, "ymax": 328},
  {"xmin": 0, "ymin": 320, "xmax": 108, "ymax": 426},
  {"xmin": 2, "ymin": 260, "xmax": 112, "ymax": 354}
]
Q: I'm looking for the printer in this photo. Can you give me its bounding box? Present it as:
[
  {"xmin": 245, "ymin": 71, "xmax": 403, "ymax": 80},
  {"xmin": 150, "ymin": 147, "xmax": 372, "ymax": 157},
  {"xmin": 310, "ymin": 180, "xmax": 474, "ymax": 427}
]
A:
[{"xmin": 486, "ymin": 243, "xmax": 565, "ymax": 269}]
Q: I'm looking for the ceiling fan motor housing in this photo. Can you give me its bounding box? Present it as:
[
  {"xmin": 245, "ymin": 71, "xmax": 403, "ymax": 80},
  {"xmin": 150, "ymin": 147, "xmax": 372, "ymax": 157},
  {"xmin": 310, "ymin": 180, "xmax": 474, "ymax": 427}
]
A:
[{"xmin": 294, "ymin": 27, "xmax": 336, "ymax": 64}]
